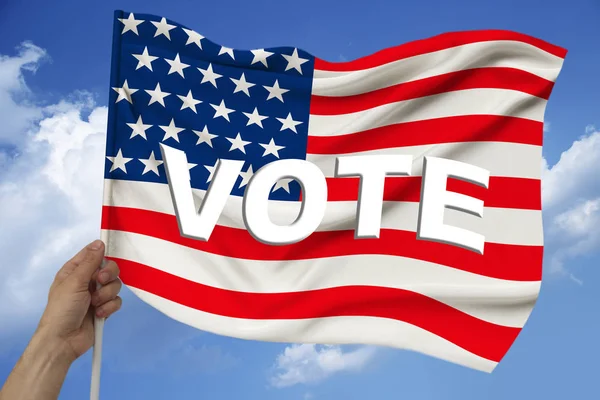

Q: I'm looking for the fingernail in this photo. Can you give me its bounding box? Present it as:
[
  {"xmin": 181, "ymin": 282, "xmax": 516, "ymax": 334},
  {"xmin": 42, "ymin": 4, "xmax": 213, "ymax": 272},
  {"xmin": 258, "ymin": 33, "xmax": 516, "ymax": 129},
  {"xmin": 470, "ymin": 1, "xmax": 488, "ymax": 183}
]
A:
[
  {"xmin": 99, "ymin": 271, "xmax": 109, "ymax": 283},
  {"xmin": 89, "ymin": 240, "xmax": 103, "ymax": 250}
]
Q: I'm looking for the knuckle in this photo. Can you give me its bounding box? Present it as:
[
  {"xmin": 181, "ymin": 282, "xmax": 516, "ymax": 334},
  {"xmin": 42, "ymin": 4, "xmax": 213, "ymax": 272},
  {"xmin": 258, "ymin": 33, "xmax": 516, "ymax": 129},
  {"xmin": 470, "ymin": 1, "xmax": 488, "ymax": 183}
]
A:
[{"xmin": 53, "ymin": 270, "xmax": 66, "ymax": 283}]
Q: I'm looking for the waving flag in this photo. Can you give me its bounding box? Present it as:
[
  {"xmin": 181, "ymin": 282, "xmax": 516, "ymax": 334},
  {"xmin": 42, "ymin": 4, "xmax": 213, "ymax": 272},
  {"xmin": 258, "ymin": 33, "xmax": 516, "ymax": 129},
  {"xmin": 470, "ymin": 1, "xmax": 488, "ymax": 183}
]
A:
[{"xmin": 101, "ymin": 10, "xmax": 566, "ymax": 372}]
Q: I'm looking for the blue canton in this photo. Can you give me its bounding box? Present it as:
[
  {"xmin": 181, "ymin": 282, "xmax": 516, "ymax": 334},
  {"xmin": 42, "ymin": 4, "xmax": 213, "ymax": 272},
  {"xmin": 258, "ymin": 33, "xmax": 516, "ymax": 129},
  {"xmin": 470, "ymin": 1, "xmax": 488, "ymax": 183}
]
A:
[{"xmin": 105, "ymin": 10, "xmax": 315, "ymax": 201}]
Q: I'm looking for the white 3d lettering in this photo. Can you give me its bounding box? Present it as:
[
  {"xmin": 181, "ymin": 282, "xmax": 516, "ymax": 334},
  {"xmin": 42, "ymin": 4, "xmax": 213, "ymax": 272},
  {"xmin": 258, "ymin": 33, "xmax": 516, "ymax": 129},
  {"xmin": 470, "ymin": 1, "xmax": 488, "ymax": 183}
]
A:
[{"xmin": 159, "ymin": 143, "xmax": 490, "ymax": 254}]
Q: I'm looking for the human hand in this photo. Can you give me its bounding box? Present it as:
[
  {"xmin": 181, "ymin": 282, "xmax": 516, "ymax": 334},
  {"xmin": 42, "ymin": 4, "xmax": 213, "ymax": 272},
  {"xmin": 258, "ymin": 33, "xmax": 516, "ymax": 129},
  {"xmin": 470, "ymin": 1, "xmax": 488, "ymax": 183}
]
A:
[
  {"xmin": 0, "ymin": 240, "xmax": 123, "ymax": 400},
  {"xmin": 37, "ymin": 239, "xmax": 123, "ymax": 362}
]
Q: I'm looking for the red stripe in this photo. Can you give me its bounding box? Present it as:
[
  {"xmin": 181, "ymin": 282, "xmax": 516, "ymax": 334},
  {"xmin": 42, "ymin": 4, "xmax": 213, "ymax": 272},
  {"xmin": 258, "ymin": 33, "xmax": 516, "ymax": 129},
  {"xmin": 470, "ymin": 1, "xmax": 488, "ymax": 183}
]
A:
[
  {"xmin": 315, "ymin": 176, "xmax": 541, "ymax": 210},
  {"xmin": 314, "ymin": 30, "xmax": 567, "ymax": 71},
  {"xmin": 101, "ymin": 206, "xmax": 543, "ymax": 282},
  {"xmin": 110, "ymin": 256, "xmax": 520, "ymax": 363},
  {"xmin": 310, "ymin": 68, "xmax": 553, "ymax": 115},
  {"xmin": 306, "ymin": 116, "xmax": 543, "ymax": 151}
]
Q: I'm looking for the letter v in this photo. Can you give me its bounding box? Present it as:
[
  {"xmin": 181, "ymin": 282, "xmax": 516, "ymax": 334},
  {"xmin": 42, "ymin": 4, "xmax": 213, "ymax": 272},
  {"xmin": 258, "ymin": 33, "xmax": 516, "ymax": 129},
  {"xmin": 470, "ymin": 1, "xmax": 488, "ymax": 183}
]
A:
[{"xmin": 160, "ymin": 143, "xmax": 244, "ymax": 241}]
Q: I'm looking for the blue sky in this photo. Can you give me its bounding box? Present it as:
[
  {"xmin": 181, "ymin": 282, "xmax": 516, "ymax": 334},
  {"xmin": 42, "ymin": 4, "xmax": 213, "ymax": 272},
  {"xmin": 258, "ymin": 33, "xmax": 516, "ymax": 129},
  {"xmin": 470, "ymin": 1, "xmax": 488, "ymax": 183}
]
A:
[{"xmin": 0, "ymin": 0, "xmax": 599, "ymax": 399}]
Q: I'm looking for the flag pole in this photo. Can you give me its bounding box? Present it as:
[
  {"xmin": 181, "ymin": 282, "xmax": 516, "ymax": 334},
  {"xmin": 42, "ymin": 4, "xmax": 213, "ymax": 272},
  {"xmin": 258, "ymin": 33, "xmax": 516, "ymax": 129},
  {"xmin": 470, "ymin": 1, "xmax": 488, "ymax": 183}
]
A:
[
  {"xmin": 90, "ymin": 257, "xmax": 107, "ymax": 400},
  {"xmin": 90, "ymin": 317, "xmax": 105, "ymax": 400}
]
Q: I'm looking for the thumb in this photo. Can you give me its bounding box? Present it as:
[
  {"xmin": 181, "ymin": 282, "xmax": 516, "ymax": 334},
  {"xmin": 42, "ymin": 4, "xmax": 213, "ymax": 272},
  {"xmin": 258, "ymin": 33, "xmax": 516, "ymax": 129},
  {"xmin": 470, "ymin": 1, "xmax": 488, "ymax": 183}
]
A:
[{"xmin": 70, "ymin": 240, "xmax": 105, "ymax": 282}]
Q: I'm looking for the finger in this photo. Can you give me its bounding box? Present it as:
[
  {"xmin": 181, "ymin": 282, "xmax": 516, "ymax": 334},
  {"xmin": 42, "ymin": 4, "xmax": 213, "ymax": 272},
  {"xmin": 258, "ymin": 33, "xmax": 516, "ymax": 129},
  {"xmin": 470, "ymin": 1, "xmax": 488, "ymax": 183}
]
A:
[
  {"xmin": 71, "ymin": 240, "xmax": 106, "ymax": 282},
  {"xmin": 96, "ymin": 260, "xmax": 120, "ymax": 285},
  {"xmin": 91, "ymin": 279, "xmax": 122, "ymax": 307},
  {"xmin": 95, "ymin": 296, "xmax": 122, "ymax": 319}
]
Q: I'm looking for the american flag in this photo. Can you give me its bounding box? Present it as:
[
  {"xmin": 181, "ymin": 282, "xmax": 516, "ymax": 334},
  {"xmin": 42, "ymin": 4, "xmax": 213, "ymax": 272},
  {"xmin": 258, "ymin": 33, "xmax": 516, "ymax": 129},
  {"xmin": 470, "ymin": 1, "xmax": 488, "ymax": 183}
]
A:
[{"xmin": 101, "ymin": 10, "xmax": 566, "ymax": 372}]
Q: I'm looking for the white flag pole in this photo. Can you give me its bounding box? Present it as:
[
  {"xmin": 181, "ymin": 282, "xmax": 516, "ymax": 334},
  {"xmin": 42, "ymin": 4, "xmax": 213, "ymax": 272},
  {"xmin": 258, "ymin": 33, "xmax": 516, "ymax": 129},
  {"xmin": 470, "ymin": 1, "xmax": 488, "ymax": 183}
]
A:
[
  {"xmin": 90, "ymin": 316, "xmax": 105, "ymax": 400},
  {"xmin": 90, "ymin": 246, "xmax": 108, "ymax": 399}
]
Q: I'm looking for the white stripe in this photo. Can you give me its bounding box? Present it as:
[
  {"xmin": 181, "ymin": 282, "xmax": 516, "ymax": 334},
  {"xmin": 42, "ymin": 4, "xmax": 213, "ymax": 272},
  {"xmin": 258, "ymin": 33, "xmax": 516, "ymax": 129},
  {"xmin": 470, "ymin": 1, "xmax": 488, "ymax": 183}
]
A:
[
  {"xmin": 129, "ymin": 287, "xmax": 498, "ymax": 372},
  {"xmin": 103, "ymin": 179, "xmax": 543, "ymax": 246},
  {"xmin": 307, "ymin": 89, "xmax": 546, "ymax": 136},
  {"xmin": 307, "ymin": 141, "xmax": 542, "ymax": 179},
  {"xmin": 313, "ymin": 40, "xmax": 564, "ymax": 96},
  {"xmin": 105, "ymin": 230, "xmax": 540, "ymax": 328}
]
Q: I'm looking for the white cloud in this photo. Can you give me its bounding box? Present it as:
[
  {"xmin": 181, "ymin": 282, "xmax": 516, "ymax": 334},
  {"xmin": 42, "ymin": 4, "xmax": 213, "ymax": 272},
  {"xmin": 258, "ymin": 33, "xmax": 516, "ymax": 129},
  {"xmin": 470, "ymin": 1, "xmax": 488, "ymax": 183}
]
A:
[
  {"xmin": 269, "ymin": 344, "xmax": 376, "ymax": 388},
  {"xmin": 542, "ymin": 125, "xmax": 600, "ymax": 281},
  {"xmin": 546, "ymin": 197, "xmax": 600, "ymax": 280},
  {"xmin": 0, "ymin": 41, "xmax": 48, "ymax": 147},
  {"xmin": 1, "ymin": 104, "xmax": 107, "ymax": 330},
  {"xmin": 542, "ymin": 126, "xmax": 600, "ymax": 210},
  {"xmin": 0, "ymin": 42, "xmax": 107, "ymax": 337},
  {"xmin": 553, "ymin": 198, "xmax": 600, "ymax": 237},
  {"xmin": 543, "ymin": 121, "xmax": 551, "ymax": 133},
  {"xmin": 585, "ymin": 124, "xmax": 596, "ymax": 134}
]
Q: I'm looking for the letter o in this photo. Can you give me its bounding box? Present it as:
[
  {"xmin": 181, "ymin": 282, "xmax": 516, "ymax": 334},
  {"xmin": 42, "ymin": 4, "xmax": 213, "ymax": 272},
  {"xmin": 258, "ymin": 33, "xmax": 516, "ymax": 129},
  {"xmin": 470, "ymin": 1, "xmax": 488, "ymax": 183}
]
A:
[{"xmin": 243, "ymin": 159, "xmax": 327, "ymax": 245}]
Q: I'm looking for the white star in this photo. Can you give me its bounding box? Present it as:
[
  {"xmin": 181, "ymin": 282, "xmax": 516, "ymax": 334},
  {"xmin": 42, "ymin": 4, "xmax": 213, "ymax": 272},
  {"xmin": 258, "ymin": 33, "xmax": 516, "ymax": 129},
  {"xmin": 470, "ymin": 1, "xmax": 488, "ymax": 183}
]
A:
[
  {"xmin": 272, "ymin": 178, "xmax": 294, "ymax": 193},
  {"xmin": 238, "ymin": 165, "xmax": 254, "ymax": 188},
  {"xmin": 159, "ymin": 119, "xmax": 185, "ymax": 142},
  {"xmin": 210, "ymin": 100, "xmax": 235, "ymax": 121},
  {"xmin": 106, "ymin": 149, "xmax": 133, "ymax": 173},
  {"xmin": 204, "ymin": 163, "xmax": 217, "ymax": 183},
  {"xmin": 230, "ymin": 73, "xmax": 255, "ymax": 96},
  {"xmin": 182, "ymin": 28, "xmax": 204, "ymax": 49},
  {"xmin": 132, "ymin": 46, "xmax": 158, "ymax": 71},
  {"xmin": 198, "ymin": 63, "xmax": 222, "ymax": 88},
  {"xmin": 139, "ymin": 151, "xmax": 164, "ymax": 176},
  {"xmin": 218, "ymin": 46, "xmax": 235, "ymax": 60},
  {"xmin": 250, "ymin": 48, "xmax": 274, "ymax": 67},
  {"xmin": 112, "ymin": 80, "xmax": 138, "ymax": 104},
  {"xmin": 243, "ymin": 107, "xmax": 268, "ymax": 128},
  {"xmin": 177, "ymin": 90, "xmax": 202, "ymax": 113},
  {"xmin": 118, "ymin": 13, "xmax": 144, "ymax": 35},
  {"xmin": 145, "ymin": 83, "xmax": 170, "ymax": 106},
  {"xmin": 277, "ymin": 112, "xmax": 303, "ymax": 133},
  {"xmin": 282, "ymin": 48, "xmax": 309, "ymax": 74},
  {"xmin": 126, "ymin": 115, "xmax": 152, "ymax": 140},
  {"xmin": 193, "ymin": 126, "xmax": 218, "ymax": 147},
  {"xmin": 263, "ymin": 80, "xmax": 289, "ymax": 102},
  {"xmin": 151, "ymin": 17, "xmax": 176, "ymax": 40},
  {"xmin": 226, "ymin": 133, "xmax": 251, "ymax": 154},
  {"xmin": 165, "ymin": 54, "xmax": 190, "ymax": 78},
  {"xmin": 260, "ymin": 138, "xmax": 285, "ymax": 158}
]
